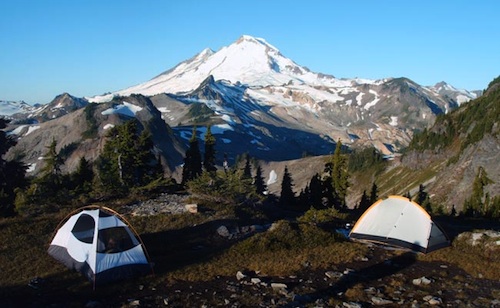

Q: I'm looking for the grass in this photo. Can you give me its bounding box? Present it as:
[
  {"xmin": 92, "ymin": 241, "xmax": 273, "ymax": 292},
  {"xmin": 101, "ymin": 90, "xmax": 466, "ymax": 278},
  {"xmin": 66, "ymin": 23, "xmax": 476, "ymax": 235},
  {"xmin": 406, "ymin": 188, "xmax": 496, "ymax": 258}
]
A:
[
  {"xmin": 419, "ymin": 230, "xmax": 500, "ymax": 280},
  {"xmin": 0, "ymin": 199, "xmax": 499, "ymax": 305}
]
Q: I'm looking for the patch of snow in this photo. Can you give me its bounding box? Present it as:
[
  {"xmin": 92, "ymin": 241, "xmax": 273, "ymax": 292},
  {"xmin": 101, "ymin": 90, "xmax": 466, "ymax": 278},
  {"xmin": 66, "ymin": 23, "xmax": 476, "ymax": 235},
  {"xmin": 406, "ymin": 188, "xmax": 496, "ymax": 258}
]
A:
[
  {"xmin": 157, "ymin": 107, "xmax": 171, "ymax": 113},
  {"xmin": 103, "ymin": 123, "xmax": 115, "ymax": 130},
  {"xmin": 363, "ymin": 90, "xmax": 380, "ymax": 110},
  {"xmin": 267, "ymin": 170, "xmax": 278, "ymax": 185},
  {"xmin": 368, "ymin": 128, "xmax": 374, "ymax": 140},
  {"xmin": 101, "ymin": 101, "xmax": 143, "ymax": 117},
  {"xmin": 25, "ymin": 125, "xmax": 40, "ymax": 136},
  {"xmin": 456, "ymin": 94, "xmax": 471, "ymax": 105},
  {"xmin": 26, "ymin": 163, "xmax": 36, "ymax": 173},
  {"xmin": 221, "ymin": 138, "xmax": 231, "ymax": 144},
  {"xmin": 355, "ymin": 92, "xmax": 364, "ymax": 106},
  {"xmin": 8, "ymin": 125, "xmax": 27, "ymax": 135},
  {"xmin": 389, "ymin": 116, "xmax": 398, "ymax": 126},
  {"xmin": 221, "ymin": 114, "xmax": 235, "ymax": 124}
]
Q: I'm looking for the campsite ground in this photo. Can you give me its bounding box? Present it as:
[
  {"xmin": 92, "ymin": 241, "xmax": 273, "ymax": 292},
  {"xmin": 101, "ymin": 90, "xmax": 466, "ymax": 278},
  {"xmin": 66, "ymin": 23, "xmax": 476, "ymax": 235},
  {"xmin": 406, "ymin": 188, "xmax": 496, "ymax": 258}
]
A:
[{"xmin": 1, "ymin": 199, "xmax": 499, "ymax": 307}]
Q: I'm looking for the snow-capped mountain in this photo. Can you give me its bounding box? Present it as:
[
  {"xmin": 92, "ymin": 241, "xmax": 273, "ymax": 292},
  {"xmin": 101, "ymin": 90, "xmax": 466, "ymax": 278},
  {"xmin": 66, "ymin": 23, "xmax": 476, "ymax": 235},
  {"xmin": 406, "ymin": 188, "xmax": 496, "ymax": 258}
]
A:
[
  {"xmin": 0, "ymin": 100, "xmax": 39, "ymax": 117},
  {"xmin": 89, "ymin": 35, "xmax": 381, "ymax": 102},
  {"xmin": 5, "ymin": 35, "xmax": 480, "ymax": 174},
  {"xmin": 428, "ymin": 81, "xmax": 479, "ymax": 106},
  {"xmin": 88, "ymin": 35, "xmax": 477, "ymax": 155}
]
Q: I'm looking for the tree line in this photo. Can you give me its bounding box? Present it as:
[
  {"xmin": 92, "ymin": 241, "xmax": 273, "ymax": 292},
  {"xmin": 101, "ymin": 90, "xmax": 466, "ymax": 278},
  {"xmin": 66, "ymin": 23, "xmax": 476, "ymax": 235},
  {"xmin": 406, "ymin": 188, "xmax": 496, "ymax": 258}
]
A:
[{"xmin": 1, "ymin": 116, "xmax": 498, "ymax": 219}]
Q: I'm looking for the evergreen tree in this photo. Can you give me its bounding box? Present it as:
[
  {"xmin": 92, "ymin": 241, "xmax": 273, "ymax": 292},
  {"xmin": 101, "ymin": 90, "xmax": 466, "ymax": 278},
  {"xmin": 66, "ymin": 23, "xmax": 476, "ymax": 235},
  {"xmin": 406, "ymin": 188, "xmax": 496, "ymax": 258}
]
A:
[
  {"xmin": 97, "ymin": 120, "xmax": 160, "ymax": 192},
  {"xmin": 307, "ymin": 173, "xmax": 324, "ymax": 209},
  {"xmin": 279, "ymin": 166, "xmax": 295, "ymax": 207},
  {"xmin": 254, "ymin": 164, "xmax": 267, "ymax": 195},
  {"xmin": 357, "ymin": 190, "xmax": 371, "ymax": 213},
  {"xmin": 181, "ymin": 127, "xmax": 202, "ymax": 185},
  {"xmin": 71, "ymin": 157, "xmax": 94, "ymax": 193},
  {"xmin": 403, "ymin": 191, "xmax": 412, "ymax": 199},
  {"xmin": 464, "ymin": 166, "xmax": 494, "ymax": 217},
  {"xmin": 203, "ymin": 125, "xmax": 217, "ymax": 173},
  {"xmin": 416, "ymin": 184, "xmax": 432, "ymax": 213},
  {"xmin": 0, "ymin": 118, "xmax": 27, "ymax": 216},
  {"xmin": 134, "ymin": 128, "xmax": 161, "ymax": 185},
  {"xmin": 243, "ymin": 153, "xmax": 252, "ymax": 179},
  {"xmin": 325, "ymin": 140, "xmax": 349, "ymax": 209},
  {"xmin": 369, "ymin": 182, "xmax": 378, "ymax": 204},
  {"xmin": 38, "ymin": 138, "xmax": 64, "ymax": 193}
]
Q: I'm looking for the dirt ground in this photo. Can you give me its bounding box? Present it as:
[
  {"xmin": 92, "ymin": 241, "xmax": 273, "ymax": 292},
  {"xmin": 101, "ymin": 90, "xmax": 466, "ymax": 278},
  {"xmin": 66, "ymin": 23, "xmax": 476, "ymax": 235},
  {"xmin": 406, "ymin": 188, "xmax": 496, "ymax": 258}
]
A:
[{"xmin": 3, "ymin": 243, "xmax": 499, "ymax": 308}]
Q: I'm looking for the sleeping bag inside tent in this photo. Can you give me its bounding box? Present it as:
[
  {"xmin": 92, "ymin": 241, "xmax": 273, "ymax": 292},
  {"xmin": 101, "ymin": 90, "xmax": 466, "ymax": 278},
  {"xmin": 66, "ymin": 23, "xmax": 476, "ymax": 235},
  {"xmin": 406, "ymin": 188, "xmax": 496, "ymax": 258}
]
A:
[
  {"xmin": 349, "ymin": 195, "xmax": 449, "ymax": 253},
  {"xmin": 48, "ymin": 206, "xmax": 152, "ymax": 287}
]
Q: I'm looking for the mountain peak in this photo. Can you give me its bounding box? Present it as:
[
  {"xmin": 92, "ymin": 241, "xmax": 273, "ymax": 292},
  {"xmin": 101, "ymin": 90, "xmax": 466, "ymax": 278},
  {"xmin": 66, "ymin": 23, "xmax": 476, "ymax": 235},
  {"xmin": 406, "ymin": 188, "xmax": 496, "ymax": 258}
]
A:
[{"xmin": 235, "ymin": 35, "xmax": 279, "ymax": 51}]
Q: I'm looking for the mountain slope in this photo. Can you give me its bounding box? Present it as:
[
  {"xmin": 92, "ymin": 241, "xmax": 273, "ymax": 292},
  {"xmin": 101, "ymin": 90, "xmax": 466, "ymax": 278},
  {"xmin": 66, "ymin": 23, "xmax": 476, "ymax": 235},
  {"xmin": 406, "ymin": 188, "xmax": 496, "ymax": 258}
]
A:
[
  {"xmin": 365, "ymin": 78, "xmax": 500, "ymax": 212},
  {"xmin": 87, "ymin": 35, "xmax": 477, "ymax": 155},
  {"xmin": 6, "ymin": 95, "xmax": 185, "ymax": 176}
]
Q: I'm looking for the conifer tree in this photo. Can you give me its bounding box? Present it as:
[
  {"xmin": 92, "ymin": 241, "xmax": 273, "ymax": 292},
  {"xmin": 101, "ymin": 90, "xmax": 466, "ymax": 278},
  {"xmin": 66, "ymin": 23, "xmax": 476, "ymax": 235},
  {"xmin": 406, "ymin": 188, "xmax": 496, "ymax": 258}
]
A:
[
  {"xmin": 97, "ymin": 120, "xmax": 160, "ymax": 192},
  {"xmin": 357, "ymin": 190, "xmax": 371, "ymax": 213},
  {"xmin": 0, "ymin": 118, "xmax": 27, "ymax": 216},
  {"xmin": 416, "ymin": 184, "xmax": 432, "ymax": 213},
  {"xmin": 464, "ymin": 166, "xmax": 493, "ymax": 216},
  {"xmin": 307, "ymin": 173, "xmax": 323, "ymax": 209},
  {"xmin": 369, "ymin": 182, "xmax": 378, "ymax": 204},
  {"xmin": 279, "ymin": 166, "xmax": 295, "ymax": 207},
  {"xmin": 71, "ymin": 157, "xmax": 94, "ymax": 193},
  {"xmin": 325, "ymin": 139, "xmax": 349, "ymax": 209},
  {"xmin": 254, "ymin": 164, "xmax": 267, "ymax": 195},
  {"xmin": 182, "ymin": 127, "xmax": 202, "ymax": 185},
  {"xmin": 38, "ymin": 138, "xmax": 64, "ymax": 192},
  {"xmin": 243, "ymin": 153, "xmax": 252, "ymax": 179},
  {"xmin": 203, "ymin": 125, "xmax": 217, "ymax": 173}
]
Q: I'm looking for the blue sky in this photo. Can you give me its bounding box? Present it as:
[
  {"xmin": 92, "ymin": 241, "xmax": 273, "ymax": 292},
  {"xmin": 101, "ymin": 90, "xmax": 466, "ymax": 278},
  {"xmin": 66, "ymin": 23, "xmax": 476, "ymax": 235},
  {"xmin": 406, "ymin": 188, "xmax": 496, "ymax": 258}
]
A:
[{"xmin": 1, "ymin": 0, "xmax": 498, "ymax": 104}]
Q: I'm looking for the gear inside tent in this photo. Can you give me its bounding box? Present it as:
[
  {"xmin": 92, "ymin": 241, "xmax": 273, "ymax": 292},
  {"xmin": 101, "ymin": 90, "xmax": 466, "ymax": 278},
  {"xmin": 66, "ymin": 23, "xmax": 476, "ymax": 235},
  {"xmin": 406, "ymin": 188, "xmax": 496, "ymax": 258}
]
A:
[
  {"xmin": 48, "ymin": 206, "xmax": 153, "ymax": 288},
  {"xmin": 349, "ymin": 195, "xmax": 450, "ymax": 253}
]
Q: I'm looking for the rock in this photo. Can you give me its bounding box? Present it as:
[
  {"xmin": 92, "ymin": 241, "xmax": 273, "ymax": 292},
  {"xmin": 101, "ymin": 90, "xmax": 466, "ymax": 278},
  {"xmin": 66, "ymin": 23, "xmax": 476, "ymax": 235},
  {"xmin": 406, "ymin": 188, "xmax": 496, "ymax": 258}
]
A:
[
  {"xmin": 412, "ymin": 276, "xmax": 432, "ymax": 285},
  {"xmin": 343, "ymin": 302, "xmax": 363, "ymax": 308},
  {"xmin": 236, "ymin": 270, "xmax": 247, "ymax": 280},
  {"xmin": 217, "ymin": 226, "xmax": 230, "ymax": 238},
  {"xmin": 271, "ymin": 283, "xmax": 287, "ymax": 291},
  {"xmin": 371, "ymin": 296, "xmax": 393, "ymax": 305},
  {"xmin": 185, "ymin": 203, "xmax": 198, "ymax": 213},
  {"xmin": 423, "ymin": 295, "xmax": 442, "ymax": 305},
  {"xmin": 364, "ymin": 286, "xmax": 377, "ymax": 294},
  {"xmin": 251, "ymin": 277, "xmax": 261, "ymax": 285},
  {"xmin": 342, "ymin": 302, "xmax": 363, "ymax": 308},
  {"xmin": 325, "ymin": 271, "xmax": 343, "ymax": 279},
  {"xmin": 428, "ymin": 297, "xmax": 442, "ymax": 305},
  {"xmin": 423, "ymin": 295, "xmax": 433, "ymax": 302}
]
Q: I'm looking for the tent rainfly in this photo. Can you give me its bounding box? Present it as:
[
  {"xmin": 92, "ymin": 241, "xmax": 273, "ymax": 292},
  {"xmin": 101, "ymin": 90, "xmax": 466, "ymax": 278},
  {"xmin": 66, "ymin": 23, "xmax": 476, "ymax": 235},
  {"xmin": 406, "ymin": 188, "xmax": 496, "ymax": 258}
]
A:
[
  {"xmin": 349, "ymin": 195, "xmax": 450, "ymax": 253},
  {"xmin": 48, "ymin": 206, "xmax": 153, "ymax": 287}
]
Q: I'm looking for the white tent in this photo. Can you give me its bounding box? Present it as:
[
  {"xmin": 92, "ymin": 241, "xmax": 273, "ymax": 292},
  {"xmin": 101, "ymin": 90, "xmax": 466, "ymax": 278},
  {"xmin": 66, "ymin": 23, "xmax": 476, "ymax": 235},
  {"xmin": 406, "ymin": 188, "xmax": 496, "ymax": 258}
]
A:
[
  {"xmin": 349, "ymin": 195, "xmax": 449, "ymax": 253},
  {"xmin": 48, "ymin": 206, "xmax": 152, "ymax": 287}
]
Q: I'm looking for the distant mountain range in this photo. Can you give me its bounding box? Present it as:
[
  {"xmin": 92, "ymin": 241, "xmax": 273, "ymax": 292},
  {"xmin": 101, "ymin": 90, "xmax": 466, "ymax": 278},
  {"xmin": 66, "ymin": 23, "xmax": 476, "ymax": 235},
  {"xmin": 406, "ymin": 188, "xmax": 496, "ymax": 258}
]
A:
[{"xmin": 1, "ymin": 35, "xmax": 481, "ymax": 181}]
